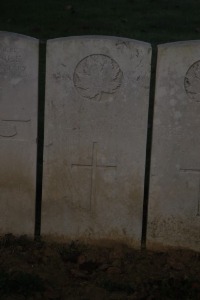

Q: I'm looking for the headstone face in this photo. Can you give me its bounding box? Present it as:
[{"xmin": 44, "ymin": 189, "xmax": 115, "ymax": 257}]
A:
[
  {"xmin": 42, "ymin": 36, "xmax": 151, "ymax": 246},
  {"xmin": 0, "ymin": 32, "xmax": 38, "ymax": 235},
  {"xmin": 148, "ymin": 41, "xmax": 200, "ymax": 251}
]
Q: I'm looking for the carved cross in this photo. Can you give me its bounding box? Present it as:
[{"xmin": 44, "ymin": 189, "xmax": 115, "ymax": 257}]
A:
[{"xmin": 72, "ymin": 142, "xmax": 117, "ymax": 209}]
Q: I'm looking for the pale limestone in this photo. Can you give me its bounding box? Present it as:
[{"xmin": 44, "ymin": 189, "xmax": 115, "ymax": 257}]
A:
[
  {"xmin": 148, "ymin": 41, "xmax": 200, "ymax": 251},
  {"xmin": 42, "ymin": 36, "xmax": 151, "ymax": 246},
  {"xmin": 0, "ymin": 32, "xmax": 38, "ymax": 235}
]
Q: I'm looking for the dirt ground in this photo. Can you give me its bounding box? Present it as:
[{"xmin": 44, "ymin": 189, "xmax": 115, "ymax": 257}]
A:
[{"xmin": 0, "ymin": 234, "xmax": 200, "ymax": 300}]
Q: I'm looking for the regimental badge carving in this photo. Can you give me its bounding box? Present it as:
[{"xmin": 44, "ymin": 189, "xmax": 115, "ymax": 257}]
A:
[
  {"xmin": 184, "ymin": 60, "xmax": 200, "ymax": 102},
  {"xmin": 73, "ymin": 54, "xmax": 123, "ymax": 101}
]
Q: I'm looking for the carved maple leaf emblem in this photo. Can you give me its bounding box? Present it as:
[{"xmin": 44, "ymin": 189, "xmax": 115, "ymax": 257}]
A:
[
  {"xmin": 73, "ymin": 54, "xmax": 123, "ymax": 100},
  {"xmin": 185, "ymin": 60, "xmax": 200, "ymax": 102}
]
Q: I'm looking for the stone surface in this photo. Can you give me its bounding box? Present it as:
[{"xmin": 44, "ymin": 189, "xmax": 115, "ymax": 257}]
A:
[
  {"xmin": 148, "ymin": 41, "xmax": 200, "ymax": 251},
  {"xmin": 0, "ymin": 32, "xmax": 38, "ymax": 235},
  {"xmin": 42, "ymin": 36, "xmax": 151, "ymax": 246}
]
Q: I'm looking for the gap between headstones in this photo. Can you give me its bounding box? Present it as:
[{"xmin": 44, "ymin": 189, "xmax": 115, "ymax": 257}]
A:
[
  {"xmin": 34, "ymin": 39, "xmax": 46, "ymax": 239},
  {"xmin": 141, "ymin": 44, "xmax": 157, "ymax": 250}
]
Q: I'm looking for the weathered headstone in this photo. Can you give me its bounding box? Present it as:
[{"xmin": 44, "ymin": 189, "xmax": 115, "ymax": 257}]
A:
[
  {"xmin": 148, "ymin": 41, "xmax": 200, "ymax": 251},
  {"xmin": 0, "ymin": 32, "xmax": 38, "ymax": 235},
  {"xmin": 42, "ymin": 36, "xmax": 151, "ymax": 246}
]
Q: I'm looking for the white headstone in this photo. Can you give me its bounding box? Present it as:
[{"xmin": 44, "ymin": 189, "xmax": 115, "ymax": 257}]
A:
[
  {"xmin": 148, "ymin": 41, "xmax": 200, "ymax": 251},
  {"xmin": 42, "ymin": 36, "xmax": 151, "ymax": 246},
  {"xmin": 0, "ymin": 32, "xmax": 38, "ymax": 235}
]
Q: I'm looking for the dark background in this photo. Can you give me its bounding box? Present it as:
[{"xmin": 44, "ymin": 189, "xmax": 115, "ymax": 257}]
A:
[{"xmin": 1, "ymin": 0, "xmax": 200, "ymax": 43}]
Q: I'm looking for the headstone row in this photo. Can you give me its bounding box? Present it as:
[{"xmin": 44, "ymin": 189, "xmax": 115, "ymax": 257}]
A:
[{"xmin": 1, "ymin": 31, "xmax": 200, "ymax": 251}]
